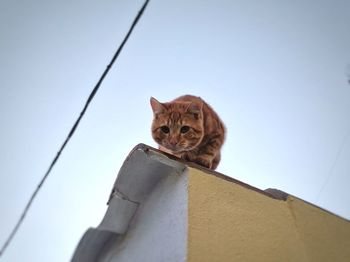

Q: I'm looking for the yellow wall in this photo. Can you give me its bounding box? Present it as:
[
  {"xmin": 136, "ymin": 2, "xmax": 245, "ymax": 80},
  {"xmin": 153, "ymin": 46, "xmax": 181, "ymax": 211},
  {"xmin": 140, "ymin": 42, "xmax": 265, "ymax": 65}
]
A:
[{"xmin": 187, "ymin": 168, "xmax": 350, "ymax": 262}]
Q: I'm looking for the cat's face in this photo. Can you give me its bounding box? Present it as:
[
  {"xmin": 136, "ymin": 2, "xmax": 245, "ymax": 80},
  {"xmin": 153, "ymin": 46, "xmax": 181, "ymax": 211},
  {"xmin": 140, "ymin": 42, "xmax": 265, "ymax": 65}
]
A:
[{"xmin": 150, "ymin": 97, "xmax": 204, "ymax": 153}]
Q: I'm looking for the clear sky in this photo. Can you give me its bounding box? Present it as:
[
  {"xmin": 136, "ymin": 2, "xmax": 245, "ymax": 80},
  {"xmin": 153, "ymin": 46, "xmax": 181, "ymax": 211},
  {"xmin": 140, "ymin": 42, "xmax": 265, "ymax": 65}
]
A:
[{"xmin": 1, "ymin": 0, "xmax": 350, "ymax": 261}]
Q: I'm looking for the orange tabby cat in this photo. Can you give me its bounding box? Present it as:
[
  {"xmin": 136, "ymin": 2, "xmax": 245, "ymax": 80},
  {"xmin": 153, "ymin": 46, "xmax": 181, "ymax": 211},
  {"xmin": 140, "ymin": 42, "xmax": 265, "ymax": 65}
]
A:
[{"xmin": 150, "ymin": 95, "xmax": 226, "ymax": 170}]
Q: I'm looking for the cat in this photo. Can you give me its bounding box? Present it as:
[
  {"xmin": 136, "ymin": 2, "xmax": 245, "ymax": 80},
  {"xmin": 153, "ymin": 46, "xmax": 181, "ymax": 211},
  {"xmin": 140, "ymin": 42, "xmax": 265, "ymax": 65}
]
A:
[{"xmin": 150, "ymin": 95, "xmax": 226, "ymax": 170}]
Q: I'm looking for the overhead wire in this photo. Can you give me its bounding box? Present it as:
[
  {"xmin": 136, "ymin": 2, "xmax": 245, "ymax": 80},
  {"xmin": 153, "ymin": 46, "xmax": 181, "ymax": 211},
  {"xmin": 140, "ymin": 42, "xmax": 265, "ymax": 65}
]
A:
[
  {"xmin": 0, "ymin": 0, "xmax": 150, "ymax": 257},
  {"xmin": 316, "ymin": 127, "xmax": 350, "ymax": 201}
]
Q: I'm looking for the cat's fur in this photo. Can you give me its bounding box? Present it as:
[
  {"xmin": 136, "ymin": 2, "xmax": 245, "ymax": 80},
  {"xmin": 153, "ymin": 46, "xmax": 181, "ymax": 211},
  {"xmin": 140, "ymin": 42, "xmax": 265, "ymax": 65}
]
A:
[{"xmin": 150, "ymin": 95, "xmax": 226, "ymax": 170}]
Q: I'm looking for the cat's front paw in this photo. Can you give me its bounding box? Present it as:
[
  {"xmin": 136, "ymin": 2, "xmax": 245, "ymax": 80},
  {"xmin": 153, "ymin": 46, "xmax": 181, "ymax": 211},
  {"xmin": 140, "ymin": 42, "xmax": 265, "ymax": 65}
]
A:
[
  {"xmin": 195, "ymin": 157, "xmax": 212, "ymax": 169},
  {"xmin": 180, "ymin": 153, "xmax": 194, "ymax": 163},
  {"xmin": 180, "ymin": 153, "xmax": 212, "ymax": 169}
]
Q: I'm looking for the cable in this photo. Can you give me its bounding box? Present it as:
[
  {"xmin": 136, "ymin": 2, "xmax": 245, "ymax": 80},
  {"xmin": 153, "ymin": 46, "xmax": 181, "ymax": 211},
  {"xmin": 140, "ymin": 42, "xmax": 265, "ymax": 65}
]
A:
[
  {"xmin": 0, "ymin": 0, "xmax": 150, "ymax": 257},
  {"xmin": 316, "ymin": 127, "xmax": 350, "ymax": 201}
]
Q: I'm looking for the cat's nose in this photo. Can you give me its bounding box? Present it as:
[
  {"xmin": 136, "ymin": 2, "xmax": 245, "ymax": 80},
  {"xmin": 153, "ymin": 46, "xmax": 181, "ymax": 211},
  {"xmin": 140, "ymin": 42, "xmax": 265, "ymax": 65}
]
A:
[{"xmin": 169, "ymin": 139, "xmax": 177, "ymax": 146}]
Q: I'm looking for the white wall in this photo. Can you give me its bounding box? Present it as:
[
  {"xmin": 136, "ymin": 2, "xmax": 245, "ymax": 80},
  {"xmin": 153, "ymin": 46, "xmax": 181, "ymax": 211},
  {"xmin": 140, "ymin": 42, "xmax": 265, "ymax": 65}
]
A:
[{"xmin": 104, "ymin": 171, "xmax": 188, "ymax": 262}]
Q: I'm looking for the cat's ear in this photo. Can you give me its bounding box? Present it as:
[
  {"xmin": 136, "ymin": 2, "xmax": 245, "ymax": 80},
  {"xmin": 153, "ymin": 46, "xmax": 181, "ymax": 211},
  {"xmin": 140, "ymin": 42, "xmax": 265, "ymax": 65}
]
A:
[
  {"xmin": 150, "ymin": 97, "xmax": 166, "ymax": 114},
  {"xmin": 186, "ymin": 102, "xmax": 203, "ymax": 115},
  {"xmin": 186, "ymin": 102, "xmax": 203, "ymax": 119}
]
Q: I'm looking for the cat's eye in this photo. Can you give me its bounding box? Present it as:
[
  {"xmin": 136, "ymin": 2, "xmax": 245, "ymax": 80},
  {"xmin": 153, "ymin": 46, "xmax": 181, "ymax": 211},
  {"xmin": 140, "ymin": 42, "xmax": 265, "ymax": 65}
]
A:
[
  {"xmin": 160, "ymin": 126, "xmax": 170, "ymax": 133},
  {"xmin": 180, "ymin": 126, "xmax": 190, "ymax": 133}
]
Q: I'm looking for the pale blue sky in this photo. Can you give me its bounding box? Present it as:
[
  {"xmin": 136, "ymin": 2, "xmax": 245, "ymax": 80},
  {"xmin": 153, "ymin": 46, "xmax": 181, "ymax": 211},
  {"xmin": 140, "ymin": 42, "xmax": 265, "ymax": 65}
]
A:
[{"xmin": 1, "ymin": 0, "xmax": 350, "ymax": 261}]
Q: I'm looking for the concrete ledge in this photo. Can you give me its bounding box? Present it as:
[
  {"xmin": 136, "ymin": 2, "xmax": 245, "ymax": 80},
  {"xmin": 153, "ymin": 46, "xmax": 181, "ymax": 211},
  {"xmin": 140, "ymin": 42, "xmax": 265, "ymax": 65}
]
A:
[{"xmin": 71, "ymin": 144, "xmax": 350, "ymax": 262}]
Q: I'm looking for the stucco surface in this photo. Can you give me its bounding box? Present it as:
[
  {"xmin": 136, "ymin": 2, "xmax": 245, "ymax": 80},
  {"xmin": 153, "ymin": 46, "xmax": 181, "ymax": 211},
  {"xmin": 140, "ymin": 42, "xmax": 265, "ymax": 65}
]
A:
[
  {"xmin": 187, "ymin": 167, "xmax": 350, "ymax": 262},
  {"xmin": 287, "ymin": 197, "xmax": 350, "ymax": 261},
  {"xmin": 72, "ymin": 145, "xmax": 350, "ymax": 262},
  {"xmin": 107, "ymin": 172, "xmax": 188, "ymax": 262}
]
